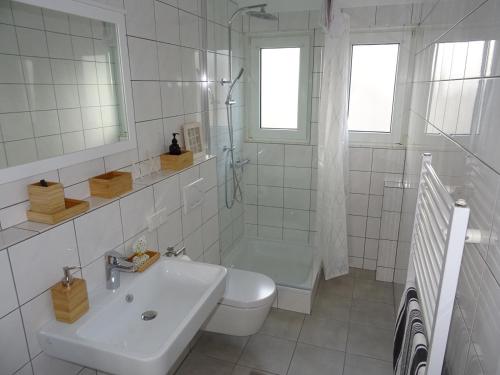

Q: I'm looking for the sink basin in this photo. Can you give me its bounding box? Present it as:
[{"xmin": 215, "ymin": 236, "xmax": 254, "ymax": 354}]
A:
[{"xmin": 38, "ymin": 258, "xmax": 227, "ymax": 375}]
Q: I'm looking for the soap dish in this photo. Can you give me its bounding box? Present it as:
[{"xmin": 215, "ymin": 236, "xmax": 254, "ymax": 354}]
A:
[
  {"xmin": 27, "ymin": 198, "xmax": 90, "ymax": 225},
  {"xmin": 127, "ymin": 250, "xmax": 160, "ymax": 272}
]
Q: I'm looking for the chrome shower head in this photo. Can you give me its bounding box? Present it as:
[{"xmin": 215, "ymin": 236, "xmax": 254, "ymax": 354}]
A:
[{"xmin": 246, "ymin": 7, "xmax": 278, "ymax": 21}]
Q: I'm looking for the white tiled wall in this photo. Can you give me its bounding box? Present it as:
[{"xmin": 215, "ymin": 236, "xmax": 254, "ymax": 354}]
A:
[
  {"xmin": 347, "ymin": 145, "xmax": 406, "ymax": 282},
  {"xmin": 241, "ymin": 10, "xmax": 323, "ymax": 246},
  {"xmin": 407, "ymin": 0, "xmax": 500, "ymax": 374},
  {"xmin": 0, "ymin": 0, "xmax": 231, "ymax": 373},
  {"xmin": 0, "ymin": 158, "xmax": 218, "ymax": 375}
]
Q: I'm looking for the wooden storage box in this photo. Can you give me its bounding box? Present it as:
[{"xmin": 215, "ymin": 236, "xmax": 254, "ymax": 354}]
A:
[
  {"xmin": 160, "ymin": 151, "xmax": 193, "ymax": 171},
  {"xmin": 89, "ymin": 171, "xmax": 133, "ymax": 199},
  {"xmin": 27, "ymin": 198, "xmax": 89, "ymax": 225},
  {"xmin": 28, "ymin": 181, "xmax": 65, "ymax": 214},
  {"xmin": 127, "ymin": 250, "xmax": 160, "ymax": 272},
  {"xmin": 51, "ymin": 278, "xmax": 89, "ymax": 324}
]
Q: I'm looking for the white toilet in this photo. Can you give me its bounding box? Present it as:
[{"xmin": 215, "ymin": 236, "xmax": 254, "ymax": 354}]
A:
[{"xmin": 203, "ymin": 268, "xmax": 276, "ymax": 336}]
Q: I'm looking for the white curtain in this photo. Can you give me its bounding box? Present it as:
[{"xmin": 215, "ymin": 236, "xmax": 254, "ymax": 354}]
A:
[{"xmin": 316, "ymin": 5, "xmax": 350, "ymax": 280}]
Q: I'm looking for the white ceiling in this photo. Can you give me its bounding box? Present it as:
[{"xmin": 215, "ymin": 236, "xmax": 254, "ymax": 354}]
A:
[{"xmin": 237, "ymin": 0, "xmax": 428, "ymax": 12}]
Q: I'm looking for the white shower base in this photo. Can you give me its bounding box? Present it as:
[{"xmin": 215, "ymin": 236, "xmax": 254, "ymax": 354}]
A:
[{"xmin": 222, "ymin": 237, "xmax": 320, "ymax": 313}]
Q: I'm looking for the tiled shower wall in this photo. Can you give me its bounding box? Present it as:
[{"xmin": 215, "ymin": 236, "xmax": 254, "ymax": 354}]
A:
[
  {"xmin": 241, "ymin": 10, "xmax": 323, "ymax": 245},
  {"xmin": 406, "ymin": 0, "xmax": 500, "ymax": 373},
  {"xmin": 0, "ymin": 0, "xmax": 236, "ymax": 373},
  {"xmin": 347, "ymin": 145, "xmax": 409, "ymax": 283}
]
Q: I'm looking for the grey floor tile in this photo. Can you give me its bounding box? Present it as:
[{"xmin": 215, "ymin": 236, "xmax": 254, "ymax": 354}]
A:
[
  {"xmin": 317, "ymin": 275, "xmax": 354, "ymax": 298},
  {"xmin": 347, "ymin": 323, "xmax": 393, "ymax": 361},
  {"xmin": 394, "ymin": 283, "xmax": 404, "ymax": 306},
  {"xmin": 238, "ymin": 334, "xmax": 295, "ymax": 375},
  {"xmin": 175, "ymin": 352, "xmax": 234, "ymax": 375},
  {"xmin": 349, "ymin": 268, "xmax": 376, "ymax": 280},
  {"xmin": 259, "ymin": 308, "xmax": 305, "ymax": 341},
  {"xmin": 353, "ymin": 279, "xmax": 394, "ymax": 305},
  {"xmin": 232, "ymin": 365, "xmax": 277, "ymax": 374},
  {"xmin": 193, "ymin": 332, "xmax": 249, "ymax": 363},
  {"xmin": 298, "ymin": 317, "xmax": 348, "ymax": 351},
  {"xmin": 309, "ymin": 297, "xmax": 350, "ymax": 322},
  {"xmin": 343, "ymin": 353, "xmax": 393, "ymax": 375},
  {"xmin": 287, "ymin": 343, "xmax": 345, "ymax": 375},
  {"xmin": 350, "ymin": 299, "xmax": 395, "ymax": 330}
]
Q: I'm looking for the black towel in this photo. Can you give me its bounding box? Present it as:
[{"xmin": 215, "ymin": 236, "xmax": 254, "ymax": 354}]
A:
[{"xmin": 394, "ymin": 283, "xmax": 428, "ymax": 375}]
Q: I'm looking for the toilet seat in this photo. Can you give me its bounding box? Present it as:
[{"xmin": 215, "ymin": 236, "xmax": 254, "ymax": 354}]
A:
[
  {"xmin": 221, "ymin": 268, "xmax": 276, "ymax": 308},
  {"xmin": 202, "ymin": 268, "xmax": 276, "ymax": 336}
]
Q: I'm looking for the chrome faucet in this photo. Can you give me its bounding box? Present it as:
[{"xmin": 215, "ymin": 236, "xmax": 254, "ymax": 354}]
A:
[{"xmin": 105, "ymin": 250, "xmax": 136, "ymax": 290}]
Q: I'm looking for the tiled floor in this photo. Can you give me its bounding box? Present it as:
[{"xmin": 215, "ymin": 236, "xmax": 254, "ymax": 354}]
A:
[{"xmin": 174, "ymin": 269, "xmax": 402, "ymax": 375}]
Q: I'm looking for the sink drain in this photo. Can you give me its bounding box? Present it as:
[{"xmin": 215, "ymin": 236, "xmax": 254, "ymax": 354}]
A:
[{"xmin": 141, "ymin": 310, "xmax": 157, "ymax": 321}]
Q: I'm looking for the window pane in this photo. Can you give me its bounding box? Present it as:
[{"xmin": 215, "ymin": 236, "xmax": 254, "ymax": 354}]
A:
[
  {"xmin": 348, "ymin": 44, "xmax": 399, "ymax": 132},
  {"xmin": 261, "ymin": 48, "xmax": 300, "ymax": 129}
]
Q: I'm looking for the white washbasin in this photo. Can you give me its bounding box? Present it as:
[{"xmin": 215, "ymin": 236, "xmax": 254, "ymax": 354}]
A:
[{"xmin": 38, "ymin": 258, "xmax": 227, "ymax": 375}]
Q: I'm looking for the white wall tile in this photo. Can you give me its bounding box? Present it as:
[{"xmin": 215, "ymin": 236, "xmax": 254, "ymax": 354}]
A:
[
  {"xmin": 154, "ymin": 174, "xmax": 181, "ymax": 215},
  {"xmin": 349, "ymin": 147, "xmax": 372, "ymax": 171},
  {"xmin": 348, "ymin": 193, "xmax": 368, "ymax": 216},
  {"xmin": 258, "ymin": 186, "xmax": 283, "ymax": 208},
  {"xmin": 179, "ymin": 10, "xmax": 200, "ymax": 49},
  {"xmin": 202, "ymin": 186, "xmax": 218, "ymax": 222},
  {"xmin": 284, "ymin": 209, "xmax": 309, "ymax": 230},
  {"xmin": 0, "ymin": 250, "xmax": 18, "ymax": 317},
  {"xmin": 128, "ymin": 36, "xmax": 159, "ymax": 81},
  {"xmin": 284, "ymin": 188, "xmax": 310, "ymax": 210},
  {"xmin": 284, "ymin": 145, "xmax": 312, "ymax": 167},
  {"xmin": 202, "ymin": 214, "xmax": 219, "ymax": 250},
  {"xmin": 348, "ymin": 236, "xmax": 365, "ymax": 257},
  {"xmin": 257, "ymin": 143, "xmax": 284, "ymax": 166},
  {"xmin": 124, "ymin": 0, "xmax": 155, "ymax": 39},
  {"xmin": 75, "ymin": 202, "xmax": 123, "ymax": 266},
  {"xmin": 368, "ymin": 195, "xmax": 383, "ymax": 217},
  {"xmin": 348, "ymin": 215, "xmax": 366, "ymax": 237},
  {"xmin": 380, "ymin": 211, "xmax": 400, "ymax": 241},
  {"xmin": 349, "ymin": 171, "xmax": 371, "ymax": 194},
  {"xmin": 377, "ymin": 240, "xmax": 397, "ymax": 268},
  {"xmin": 363, "ymin": 238, "xmax": 379, "ymax": 260},
  {"xmin": 158, "ymin": 209, "xmax": 183, "ymax": 250},
  {"xmin": 258, "ymin": 225, "xmax": 282, "ymax": 240},
  {"xmin": 132, "ymin": 81, "xmax": 162, "ymax": 122},
  {"xmin": 20, "ymin": 290, "xmax": 53, "ymax": 358},
  {"xmin": 0, "ymin": 309, "xmax": 30, "ymax": 374},
  {"xmin": 258, "ymin": 206, "xmax": 283, "ymax": 228},
  {"xmin": 185, "ymin": 226, "xmax": 203, "ymax": 260},
  {"xmin": 9, "ymin": 222, "xmax": 78, "ymax": 304},
  {"xmin": 284, "ymin": 167, "xmax": 311, "ymax": 189},
  {"xmin": 372, "ymin": 149, "xmax": 405, "ymax": 173},
  {"xmin": 200, "ymin": 158, "xmax": 217, "ymax": 192},
  {"xmin": 120, "ymin": 187, "xmax": 155, "ymax": 241},
  {"xmin": 366, "ymin": 217, "xmax": 380, "ymax": 239},
  {"xmin": 258, "ymin": 165, "xmax": 284, "ymax": 187}
]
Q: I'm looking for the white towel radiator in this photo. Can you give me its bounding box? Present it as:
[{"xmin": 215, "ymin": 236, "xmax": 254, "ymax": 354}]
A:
[{"xmin": 406, "ymin": 153, "xmax": 472, "ymax": 375}]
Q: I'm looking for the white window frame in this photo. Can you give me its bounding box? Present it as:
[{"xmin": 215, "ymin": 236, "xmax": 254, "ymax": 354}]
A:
[
  {"xmin": 348, "ymin": 31, "xmax": 411, "ymax": 144},
  {"xmin": 248, "ymin": 33, "xmax": 312, "ymax": 143}
]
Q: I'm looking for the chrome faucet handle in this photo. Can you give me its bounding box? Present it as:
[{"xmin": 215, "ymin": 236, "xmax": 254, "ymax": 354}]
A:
[
  {"xmin": 104, "ymin": 250, "xmax": 135, "ymax": 268},
  {"xmin": 164, "ymin": 246, "xmax": 186, "ymax": 257}
]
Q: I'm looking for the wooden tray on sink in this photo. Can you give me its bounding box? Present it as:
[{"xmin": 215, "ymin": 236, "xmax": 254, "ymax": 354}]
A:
[{"xmin": 127, "ymin": 250, "xmax": 160, "ymax": 272}]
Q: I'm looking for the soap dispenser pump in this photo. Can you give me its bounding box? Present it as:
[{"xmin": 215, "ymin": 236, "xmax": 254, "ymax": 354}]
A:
[
  {"xmin": 169, "ymin": 133, "xmax": 182, "ymax": 155},
  {"xmin": 51, "ymin": 266, "xmax": 89, "ymax": 323}
]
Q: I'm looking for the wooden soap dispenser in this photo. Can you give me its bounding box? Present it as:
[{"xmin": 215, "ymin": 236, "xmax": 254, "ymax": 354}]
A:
[{"xmin": 51, "ymin": 266, "xmax": 89, "ymax": 323}]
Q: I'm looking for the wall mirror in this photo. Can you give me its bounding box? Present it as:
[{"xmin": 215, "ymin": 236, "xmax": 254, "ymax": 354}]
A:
[{"xmin": 0, "ymin": 0, "xmax": 135, "ymax": 183}]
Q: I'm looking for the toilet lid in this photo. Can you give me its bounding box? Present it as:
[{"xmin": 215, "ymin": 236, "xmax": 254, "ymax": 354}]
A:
[{"xmin": 221, "ymin": 268, "xmax": 276, "ymax": 309}]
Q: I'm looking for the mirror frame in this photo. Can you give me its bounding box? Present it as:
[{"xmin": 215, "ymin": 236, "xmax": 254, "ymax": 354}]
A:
[{"xmin": 0, "ymin": 0, "xmax": 136, "ymax": 184}]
